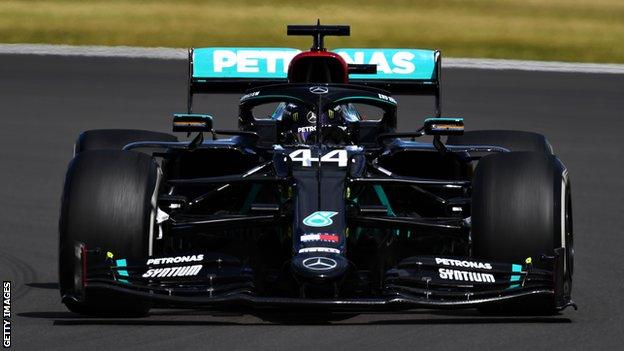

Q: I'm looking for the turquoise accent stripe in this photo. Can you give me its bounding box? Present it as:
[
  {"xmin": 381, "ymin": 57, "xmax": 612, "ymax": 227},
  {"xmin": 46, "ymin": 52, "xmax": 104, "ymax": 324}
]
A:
[
  {"xmin": 424, "ymin": 117, "xmax": 463, "ymax": 123},
  {"xmin": 173, "ymin": 113, "xmax": 213, "ymax": 119},
  {"xmin": 373, "ymin": 185, "xmax": 400, "ymax": 236},
  {"xmin": 373, "ymin": 185, "xmax": 395, "ymax": 216},
  {"xmin": 508, "ymin": 263, "xmax": 523, "ymax": 289},
  {"xmin": 241, "ymin": 184, "xmax": 262, "ymax": 214},
  {"xmin": 115, "ymin": 259, "xmax": 129, "ymax": 277},
  {"xmin": 333, "ymin": 96, "xmax": 396, "ymax": 105},
  {"xmin": 242, "ymin": 95, "xmax": 305, "ymax": 103}
]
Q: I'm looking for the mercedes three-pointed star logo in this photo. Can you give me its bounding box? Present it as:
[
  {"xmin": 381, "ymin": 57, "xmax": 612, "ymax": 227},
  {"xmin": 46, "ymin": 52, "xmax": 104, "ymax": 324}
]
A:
[
  {"xmin": 302, "ymin": 257, "xmax": 338, "ymax": 271},
  {"xmin": 309, "ymin": 86, "xmax": 329, "ymax": 94}
]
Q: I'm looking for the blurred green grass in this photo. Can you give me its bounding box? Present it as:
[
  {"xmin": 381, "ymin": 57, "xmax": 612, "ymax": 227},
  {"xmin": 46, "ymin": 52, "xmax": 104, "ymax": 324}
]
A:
[{"xmin": 1, "ymin": 0, "xmax": 623, "ymax": 63}]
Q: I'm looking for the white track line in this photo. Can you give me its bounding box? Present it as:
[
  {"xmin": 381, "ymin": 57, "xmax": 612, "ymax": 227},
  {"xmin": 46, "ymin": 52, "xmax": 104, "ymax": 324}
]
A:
[
  {"xmin": 0, "ymin": 44, "xmax": 186, "ymax": 60},
  {"xmin": 444, "ymin": 57, "xmax": 624, "ymax": 74},
  {"xmin": 2, "ymin": 43, "xmax": 624, "ymax": 74}
]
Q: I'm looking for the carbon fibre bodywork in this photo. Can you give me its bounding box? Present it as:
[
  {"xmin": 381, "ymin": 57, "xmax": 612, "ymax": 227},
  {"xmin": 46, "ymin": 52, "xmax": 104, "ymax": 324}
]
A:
[{"xmin": 60, "ymin": 23, "xmax": 575, "ymax": 313}]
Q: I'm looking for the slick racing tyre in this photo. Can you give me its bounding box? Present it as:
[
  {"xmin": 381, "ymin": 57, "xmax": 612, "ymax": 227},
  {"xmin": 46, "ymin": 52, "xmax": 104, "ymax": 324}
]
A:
[
  {"xmin": 75, "ymin": 129, "xmax": 177, "ymax": 154},
  {"xmin": 471, "ymin": 152, "xmax": 573, "ymax": 314},
  {"xmin": 447, "ymin": 130, "xmax": 553, "ymax": 154},
  {"xmin": 59, "ymin": 150, "xmax": 160, "ymax": 316}
]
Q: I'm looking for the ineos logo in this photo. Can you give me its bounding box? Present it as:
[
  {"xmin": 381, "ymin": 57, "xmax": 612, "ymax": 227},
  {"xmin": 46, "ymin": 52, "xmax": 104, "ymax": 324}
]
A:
[
  {"xmin": 309, "ymin": 86, "xmax": 329, "ymax": 94},
  {"xmin": 302, "ymin": 257, "xmax": 337, "ymax": 271}
]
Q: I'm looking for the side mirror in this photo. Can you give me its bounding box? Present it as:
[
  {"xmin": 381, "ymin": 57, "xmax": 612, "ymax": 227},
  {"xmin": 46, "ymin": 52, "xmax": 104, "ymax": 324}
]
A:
[
  {"xmin": 172, "ymin": 114, "xmax": 213, "ymax": 133},
  {"xmin": 423, "ymin": 117, "xmax": 464, "ymax": 136}
]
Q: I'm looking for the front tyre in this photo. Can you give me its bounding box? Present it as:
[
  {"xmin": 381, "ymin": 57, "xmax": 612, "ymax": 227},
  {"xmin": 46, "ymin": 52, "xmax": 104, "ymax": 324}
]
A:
[
  {"xmin": 471, "ymin": 152, "xmax": 573, "ymax": 314},
  {"xmin": 59, "ymin": 150, "xmax": 160, "ymax": 316}
]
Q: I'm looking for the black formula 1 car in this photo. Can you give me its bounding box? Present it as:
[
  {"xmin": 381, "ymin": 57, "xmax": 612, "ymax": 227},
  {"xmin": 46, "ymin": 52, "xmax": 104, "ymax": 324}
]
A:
[{"xmin": 59, "ymin": 23, "xmax": 575, "ymax": 316}]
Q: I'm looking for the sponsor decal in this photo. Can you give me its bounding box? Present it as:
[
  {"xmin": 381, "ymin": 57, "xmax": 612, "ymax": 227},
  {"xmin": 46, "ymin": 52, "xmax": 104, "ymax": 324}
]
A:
[
  {"xmin": 300, "ymin": 233, "xmax": 339, "ymax": 243},
  {"xmin": 240, "ymin": 91, "xmax": 259, "ymax": 101},
  {"xmin": 147, "ymin": 254, "xmax": 204, "ymax": 266},
  {"xmin": 192, "ymin": 47, "xmax": 436, "ymax": 80},
  {"xmin": 289, "ymin": 149, "xmax": 348, "ymax": 167},
  {"xmin": 309, "ymin": 86, "xmax": 329, "ymax": 94},
  {"xmin": 298, "ymin": 247, "xmax": 341, "ymax": 254},
  {"xmin": 193, "ymin": 47, "xmax": 300, "ymax": 78},
  {"xmin": 302, "ymin": 257, "xmax": 338, "ymax": 271},
  {"xmin": 335, "ymin": 48, "xmax": 436, "ymax": 80},
  {"xmin": 306, "ymin": 111, "xmax": 317, "ymax": 123},
  {"xmin": 302, "ymin": 211, "xmax": 338, "ymax": 227},
  {"xmin": 377, "ymin": 93, "xmax": 397, "ymax": 104},
  {"xmin": 3, "ymin": 281, "xmax": 10, "ymax": 348},
  {"xmin": 142, "ymin": 265, "xmax": 203, "ymax": 278},
  {"xmin": 435, "ymin": 257, "xmax": 492, "ymax": 270},
  {"xmin": 297, "ymin": 126, "xmax": 316, "ymax": 133},
  {"xmin": 438, "ymin": 268, "xmax": 495, "ymax": 283}
]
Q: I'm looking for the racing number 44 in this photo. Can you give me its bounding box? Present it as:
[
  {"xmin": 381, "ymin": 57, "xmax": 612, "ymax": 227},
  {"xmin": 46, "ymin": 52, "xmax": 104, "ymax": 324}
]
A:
[{"xmin": 289, "ymin": 149, "xmax": 348, "ymax": 167}]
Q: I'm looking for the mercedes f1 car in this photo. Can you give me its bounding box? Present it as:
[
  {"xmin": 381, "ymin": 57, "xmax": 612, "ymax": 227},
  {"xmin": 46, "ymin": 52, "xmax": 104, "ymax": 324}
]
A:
[{"xmin": 59, "ymin": 23, "xmax": 575, "ymax": 316}]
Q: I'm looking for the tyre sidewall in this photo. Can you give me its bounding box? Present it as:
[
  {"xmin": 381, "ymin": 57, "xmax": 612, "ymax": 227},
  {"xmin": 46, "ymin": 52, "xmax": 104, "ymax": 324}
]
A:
[{"xmin": 59, "ymin": 150, "xmax": 158, "ymax": 315}]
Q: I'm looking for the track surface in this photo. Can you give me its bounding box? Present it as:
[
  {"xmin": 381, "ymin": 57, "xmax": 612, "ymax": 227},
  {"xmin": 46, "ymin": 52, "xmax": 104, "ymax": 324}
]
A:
[{"xmin": 1, "ymin": 55, "xmax": 623, "ymax": 350}]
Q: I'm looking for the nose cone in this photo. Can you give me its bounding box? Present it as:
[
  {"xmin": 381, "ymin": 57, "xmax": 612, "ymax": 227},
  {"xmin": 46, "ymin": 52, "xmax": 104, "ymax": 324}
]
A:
[{"xmin": 291, "ymin": 253, "xmax": 349, "ymax": 281}]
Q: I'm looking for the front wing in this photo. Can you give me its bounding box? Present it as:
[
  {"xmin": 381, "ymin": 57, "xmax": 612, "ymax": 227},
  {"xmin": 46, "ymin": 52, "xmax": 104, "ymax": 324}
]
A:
[{"xmin": 64, "ymin": 244, "xmax": 575, "ymax": 311}]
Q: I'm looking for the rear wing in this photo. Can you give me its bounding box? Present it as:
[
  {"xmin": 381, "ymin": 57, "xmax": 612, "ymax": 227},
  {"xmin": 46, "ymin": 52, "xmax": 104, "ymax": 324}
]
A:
[
  {"xmin": 335, "ymin": 48, "xmax": 440, "ymax": 95},
  {"xmin": 187, "ymin": 47, "xmax": 441, "ymax": 114}
]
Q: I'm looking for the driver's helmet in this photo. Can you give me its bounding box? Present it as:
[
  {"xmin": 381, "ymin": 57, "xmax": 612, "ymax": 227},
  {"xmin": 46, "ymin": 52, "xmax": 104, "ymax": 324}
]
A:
[{"xmin": 271, "ymin": 103, "xmax": 360, "ymax": 144}]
